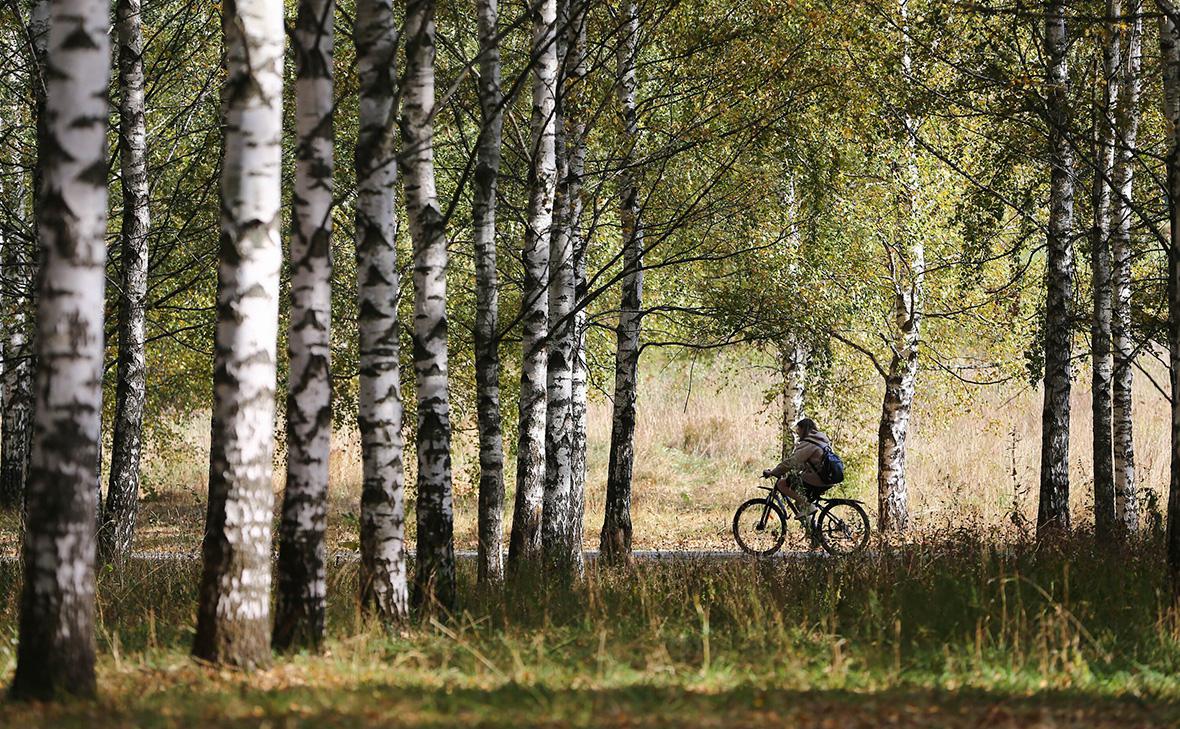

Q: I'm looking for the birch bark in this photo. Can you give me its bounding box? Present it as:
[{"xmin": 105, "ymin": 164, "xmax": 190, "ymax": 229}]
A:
[
  {"xmin": 10, "ymin": 0, "xmax": 109, "ymax": 699},
  {"xmin": 275, "ymin": 0, "xmax": 334, "ymax": 651},
  {"xmin": 355, "ymin": 0, "xmax": 407, "ymax": 622},
  {"xmin": 100, "ymin": 0, "xmax": 151, "ymax": 563},
  {"xmin": 560, "ymin": 0, "xmax": 589, "ymax": 571},
  {"xmin": 600, "ymin": 0, "xmax": 643, "ymax": 563},
  {"xmin": 780, "ymin": 344, "xmax": 808, "ymax": 462},
  {"xmin": 1037, "ymin": 0, "xmax": 1076, "ymax": 536},
  {"xmin": 1091, "ymin": 0, "xmax": 1119, "ymax": 540},
  {"xmin": 544, "ymin": 0, "xmax": 588, "ymax": 572},
  {"xmin": 193, "ymin": 0, "xmax": 284, "ymax": 669},
  {"xmin": 1111, "ymin": 0, "xmax": 1142, "ymax": 533},
  {"xmin": 1160, "ymin": 9, "xmax": 1180, "ymax": 598},
  {"xmin": 474, "ymin": 0, "xmax": 506, "ymax": 584},
  {"xmin": 0, "ymin": 109, "xmax": 14, "ymax": 511},
  {"xmin": 3, "ymin": 0, "xmax": 49, "ymax": 511},
  {"xmin": 0, "ymin": 166, "xmax": 5, "ymax": 509},
  {"xmin": 569, "ymin": 241, "xmax": 588, "ymax": 569},
  {"xmin": 401, "ymin": 0, "xmax": 455, "ymax": 610},
  {"xmin": 1, "ymin": 264, "xmax": 29, "ymax": 510},
  {"xmin": 1, "ymin": 223, "xmax": 30, "ymax": 509},
  {"xmin": 778, "ymin": 180, "xmax": 808, "ymax": 462},
  {"xmin": 876, "ymin": 0, "xmax": 923, "ymax": 534},
  {"xmin": 508, "ymin": 0, "xmax": 558, "ymax": 569}
]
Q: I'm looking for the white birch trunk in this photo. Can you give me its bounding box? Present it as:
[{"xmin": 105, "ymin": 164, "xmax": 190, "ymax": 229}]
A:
[
  {"xmin": 193, "ymin": 0, "xmax": 284, "ymax": 669},
  {"xmin": 1111, "ymin": 0, "xmax": 1142, "ymax": 533},
  {"xmin": 561, "ymin": 0, "xmax": 589, "ymax": 572},
  {"xmin": 1037, "ymin": 0, "xmax": 1075, "ymax": 536},
  {"xmin": 1, "ymin": 216, "xmax": 31, "ymax": 509},
  {"xmin": 4, "ymin": 0, "xmax": 49, "ymax": 511},
  {"xmin": 876, "ymin": 0, "xmax": 923, "ymax": 533},
  {"xmin": 508, "ymin": 0, "xmax": 558, "ymax": 569},
  {"xmin": 780, "ymin": 343, "xmax": 808, "ymax": 462},
  {"xmin": 0, "ymin": 105, "xmax": 14, "ymax": 511},
  {"xmin": 1160, "ymin": 9, "xmax": 1180, "ymax": 596},
  {"xmin": 1091, "ymin": 0, "xmax": 1119, "ymax": 539},
  {"xmin": 275, "ymin": 0, "xmax": 334, "ymax": 651},
  {"xmin": 355, "ymin": 0, "xmax": 407, "ymax": 622},
  {"xmin": 474, "ymin": 0, "xmax": 506, "ymax": 584},
  {"xmin": 401, "ymin": 0, "xmax": 455, "ymax": 610},
  {"xmin": 0, "ymin": 182, "xmax": 6, "ymax": 506},
  {"xmin": 543, "ymin": 0, "xmax": 587, "ymax": 572},
  {"xmin": 10, "ymin": 0, "xmax": 109, "ymax": 699},
  {"xmin": 569, "ymin": 243, "xmax": 589, "ymax": 569},
  {"xmin": 600, "ymin": 0, "xmax": 643, "ymax": 563},
  {"xmin": 100, "ymin": 0, "xmax": 151, "ymax": 563}
]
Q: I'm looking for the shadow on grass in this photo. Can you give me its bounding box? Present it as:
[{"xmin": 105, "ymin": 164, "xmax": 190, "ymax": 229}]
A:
[{"xmin": 1, "ymin": 682, "xmax": 1176, "ymax": 728}]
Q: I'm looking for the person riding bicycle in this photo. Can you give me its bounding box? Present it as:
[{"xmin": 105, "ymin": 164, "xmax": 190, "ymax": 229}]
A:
[{"xmin": 762, "ymin": 418, "xmax": 832, "ymax": 522}]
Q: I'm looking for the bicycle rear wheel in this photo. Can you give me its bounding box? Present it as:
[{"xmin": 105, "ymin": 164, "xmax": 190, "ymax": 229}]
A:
[
  {"xmin": 816, "ymin": 501, "xmax": 870, "ymax": 555},
  {"xmin": 732, "ymin": 498, "xmax": 787, "ymax": 556}
]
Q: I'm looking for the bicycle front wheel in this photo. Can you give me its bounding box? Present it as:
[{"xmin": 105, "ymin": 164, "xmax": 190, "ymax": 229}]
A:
[
  {"xmin": 732, "ymin": 498, "xmax": 787, "ymax": 556},
  {"xmin": 816, "ymin": 501, "xmax": 870, "ymax": 556}
]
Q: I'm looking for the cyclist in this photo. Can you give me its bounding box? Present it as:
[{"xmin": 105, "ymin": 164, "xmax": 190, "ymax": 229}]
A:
[{"xmin": 762, "ymin": 417, "xmax": 832, "ymax": 522}]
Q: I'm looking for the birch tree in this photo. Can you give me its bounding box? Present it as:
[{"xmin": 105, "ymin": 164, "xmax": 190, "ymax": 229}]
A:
[
  {"xmin": 0, "ymin": 235, "xmax": 28, "ymax": 509},
  {"xmin": 0, "ymin": 122, "xmax": 28, "ymax": 512},
  {"xmin": 100, "ymin": 0, "xmax": 151, "ymax": 562},
  {"xmin": 1, "ymin": 268, "xmax": 29, "ymax": 509},
  {"xmin": 3, "ymin": 0, "xmax": 49, "ymax": 511},
  {"xmin": 9, "ymin": 0, "xmax": 110, "ymax": 699},
  {"xmin": 600, "ymin": 0, "xmax": 643, "ymax": 563},
  {"xmin": 569, "ymin": 221, "xmax": 589, "ymax": 570},
  {"xmin": 780, "ymin": 182, "xmax": 809, "ymax": 461},
  {"xmin": 473, "ymin": 0, "xmax": 507, "ymax": 584},
  {"xmin": 355, "ymin": 0, "xmax": 407, "ymax": 622},
  {"xmin": 1111, "ymin": 0, "xmax": 1142, "ymax": 533},
  {"xmin": 192, "ymin": 0, "xmax": 284, "ymax": 669},
  {"xmin": 0, "ymin": 212, "xmax": 5, "ymax": 478},
  {"xmin": 1037, "ymin": 0, "xmax": 1075, "ymax": 536},
  {"xmin": 508, "ymin": 0, "xmax": 558, "ymax": 569},
  {"xmin": 275, "ymin": 0, "xmax": 334, "ymax": 651},
  {"xmin": 401, "ymin": 0, "xmax": 455, "ymax": 610},
  {"xmin": 567, "ymin": 0, "xmax": 592, "ymax": 563},
  {"xmin": 0, "ymin": 138, "xmax": 6, "ymax": 511},
  {"xmin": 780, "ymin": 344, "xmax": 809, "ymax": 459},
  {"xmin": 1091, "ymin": 0, "xmax": 1119, "ymax": 539},
  {"xmin": 1161, "ymin": 5, "xmax": 1180, "ymax": 598},
  {"xmin": 555, "ymin": 0, "xmax": 590, "ymax": 571},
  {"xmin": 543, "ymin": 0, "xmax": 586, "ymax": 571},
  {"xmin": 876, "ymin": 0, "xmax": 924, "ymax": 534}
]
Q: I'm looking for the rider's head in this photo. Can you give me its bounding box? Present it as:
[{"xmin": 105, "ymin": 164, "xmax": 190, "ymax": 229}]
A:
[{"xmin": 795, "ymin": 418, "xmax": 817, "ymax": 437}]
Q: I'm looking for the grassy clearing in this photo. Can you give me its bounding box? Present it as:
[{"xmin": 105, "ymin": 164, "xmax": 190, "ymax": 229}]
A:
[
  {"xmin": 1, "ymin": 351, "xmax": 1168, "ymax": 558},
  {"xmin": 2, "ymin": 533, "xmax": 1179, "ymax": 725},
  {"xmin": 0, "ymin": 353, "xmax": 1175, "ymax": 722}
]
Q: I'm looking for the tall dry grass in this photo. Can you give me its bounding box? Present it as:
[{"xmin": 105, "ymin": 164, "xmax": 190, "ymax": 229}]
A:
[{"xmin": 3, "ymin": 348, "xmax": 1162, "ymax": 555}]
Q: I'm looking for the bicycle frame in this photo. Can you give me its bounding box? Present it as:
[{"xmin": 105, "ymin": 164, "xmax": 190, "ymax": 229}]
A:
[
  {"xmin": 755, "ymin": 485, "xmax": 864, "ymax": 530},
  {"xmin": 756, "ymin": 485, "xmax": 809, "ymax": 528}
]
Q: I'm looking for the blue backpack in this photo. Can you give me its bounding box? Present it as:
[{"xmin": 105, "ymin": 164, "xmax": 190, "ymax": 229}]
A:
[{"xmin": 806, "ymin": 437, "xmax": 845, "ymax": 485}]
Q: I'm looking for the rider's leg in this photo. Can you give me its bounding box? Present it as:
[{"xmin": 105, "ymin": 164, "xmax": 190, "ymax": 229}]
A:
[{"xmin": 775, "ymin": 477, "xmax": 817, "ymax": 518}]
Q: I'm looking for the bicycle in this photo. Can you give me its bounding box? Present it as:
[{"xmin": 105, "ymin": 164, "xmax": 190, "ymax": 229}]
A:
[{"xmin": 732, "ymin": 476, "xmax": 870, "ymax": 557}]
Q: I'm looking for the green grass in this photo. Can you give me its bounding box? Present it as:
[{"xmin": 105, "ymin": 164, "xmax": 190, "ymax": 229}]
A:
[{"xmin": 2, "ymin": 532, "xmax": 1180, "ymax": 726}]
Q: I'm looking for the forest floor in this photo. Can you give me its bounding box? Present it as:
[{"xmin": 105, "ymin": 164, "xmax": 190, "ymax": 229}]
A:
[
  {"xmin": 2, "ymin": 537, "xmax": 1180, "ymax": 727},
  {"xmin": 0, "ymin": 670, "xmax": 1173, "ymax": 727},
  {"xmin": 3, "ymin": 351, "xmax": 1171, "ymax": 559},
  {"xmin": 0, "ymin": 355, "xmax": 1177, "ymax": 724}
]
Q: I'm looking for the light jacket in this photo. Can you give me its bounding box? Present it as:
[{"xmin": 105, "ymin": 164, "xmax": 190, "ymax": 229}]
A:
[{"xmin": 771, "ymin": 430, "xmax": 832, "ymax": 488}]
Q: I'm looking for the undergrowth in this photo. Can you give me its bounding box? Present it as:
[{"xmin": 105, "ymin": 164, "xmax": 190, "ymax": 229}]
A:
[{"xmin": 1, "ymin": 531, "xmax": 1178, "ymax": 711}]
